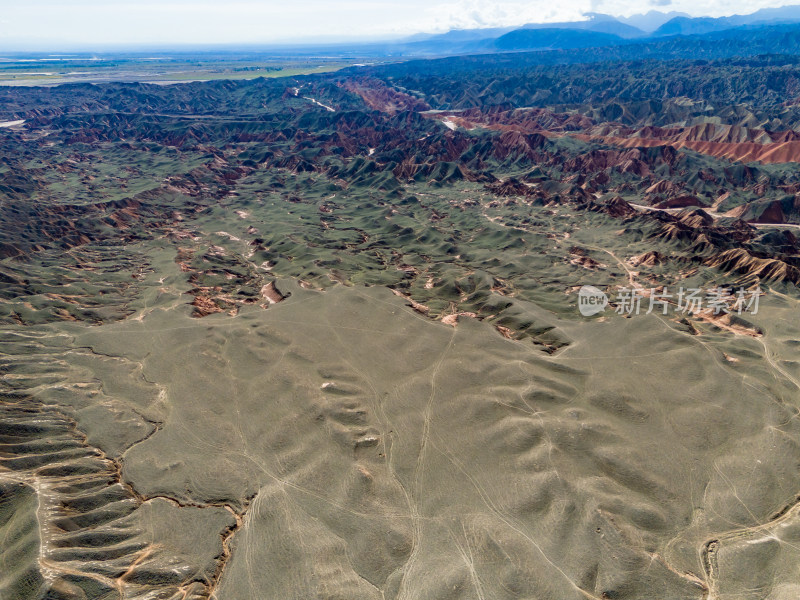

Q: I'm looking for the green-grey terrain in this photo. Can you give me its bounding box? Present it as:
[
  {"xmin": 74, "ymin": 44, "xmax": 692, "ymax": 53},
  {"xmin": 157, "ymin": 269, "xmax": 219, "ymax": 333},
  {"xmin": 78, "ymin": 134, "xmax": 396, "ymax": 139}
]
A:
[{"xmin": 3, "ymin": 42, "xmax": 800, "ymax": 600}]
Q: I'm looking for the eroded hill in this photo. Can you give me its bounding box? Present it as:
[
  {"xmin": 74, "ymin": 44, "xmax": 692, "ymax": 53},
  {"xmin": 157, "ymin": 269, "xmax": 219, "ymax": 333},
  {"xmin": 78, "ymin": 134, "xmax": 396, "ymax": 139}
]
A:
[{"xmin": 2, "ymin": 53, "xmax": 800, "ymax": 600}]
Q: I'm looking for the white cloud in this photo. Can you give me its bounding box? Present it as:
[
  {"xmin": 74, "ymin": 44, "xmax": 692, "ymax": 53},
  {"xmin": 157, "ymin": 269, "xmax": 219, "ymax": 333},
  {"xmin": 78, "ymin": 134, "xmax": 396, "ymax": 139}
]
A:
[
  {"xmin": 0, "ymin": 0, "xmax": 798, "ymax": 48},
  {"xmin": 592, "ymin": 0, "xmax": 794, "ymax": 18},
  {"xmin": 423, "ymin": 0, "xmax": 590, "ymax": 32}
]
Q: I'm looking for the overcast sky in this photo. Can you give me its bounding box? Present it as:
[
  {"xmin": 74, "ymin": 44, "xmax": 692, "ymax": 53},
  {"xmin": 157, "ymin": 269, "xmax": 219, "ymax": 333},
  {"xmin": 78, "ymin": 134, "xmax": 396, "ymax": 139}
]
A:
[{"xmin": 0, "ymin": 0, "xmax": 796, "ymax": 49}]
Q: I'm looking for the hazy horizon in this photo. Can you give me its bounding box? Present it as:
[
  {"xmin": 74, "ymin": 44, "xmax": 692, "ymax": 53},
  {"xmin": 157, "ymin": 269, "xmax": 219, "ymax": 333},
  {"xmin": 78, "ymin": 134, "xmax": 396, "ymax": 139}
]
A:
[{"xmin": 2, "ymin": 0, "xmax": 800, "ymax": 51}]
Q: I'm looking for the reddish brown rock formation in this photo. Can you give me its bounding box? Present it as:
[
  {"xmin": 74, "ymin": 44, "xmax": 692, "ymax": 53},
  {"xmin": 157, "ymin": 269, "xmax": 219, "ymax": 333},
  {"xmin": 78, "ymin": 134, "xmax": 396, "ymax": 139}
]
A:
[
  {"xmin": 654, "ymin": 195, "xmax": 705, "ymax": 210},
  {"xmin": 581, "ymin": 123, "xmax": 800, "ymax": 165},
  {"xmin": 705, "ymin": 248, "xmax": 800, "ymax": 283},
  {"xmin": 342, "ymin": 78, "xmax": 430, "ymax": 115},
  {"xmin": 628, "ymin": 251, "xmax": 665, "ymax": 267}
]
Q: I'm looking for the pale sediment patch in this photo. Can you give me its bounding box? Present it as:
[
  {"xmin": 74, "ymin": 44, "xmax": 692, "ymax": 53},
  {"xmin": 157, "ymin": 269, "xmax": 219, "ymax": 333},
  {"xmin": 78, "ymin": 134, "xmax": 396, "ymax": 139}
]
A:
[
  {"xmin": 441, "ymin": 311, "xmax": 479, "ymax": 327},
  {"xmin": 390, "ymin": 288, "xmax": 429, "ymax": 314},
  {"xmin": 260, "ymin": 281, "xmax": 285, "ymax": 304}
]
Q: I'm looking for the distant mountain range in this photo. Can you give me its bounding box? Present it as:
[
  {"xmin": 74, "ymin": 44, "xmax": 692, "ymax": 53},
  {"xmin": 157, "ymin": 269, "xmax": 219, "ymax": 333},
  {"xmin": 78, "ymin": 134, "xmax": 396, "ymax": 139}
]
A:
[
  {"xmin": 390, "ymin": 5, "xmax": 800, "ymax": 56},
  {"xmin": 652, "ymin": 5, "xmax": 800, "ymax": 36},
  {"xmin": 615, "ymin": 11, "xmax": 691, "ymax": 32}
]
